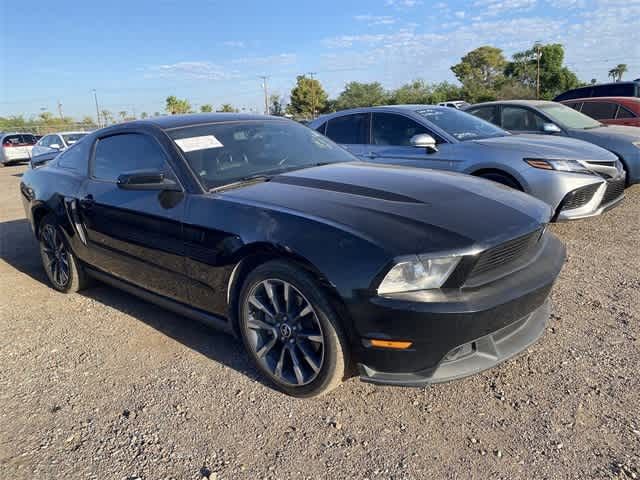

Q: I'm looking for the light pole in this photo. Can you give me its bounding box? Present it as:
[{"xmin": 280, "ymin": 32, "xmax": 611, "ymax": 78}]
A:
[{"xmin": 93, "ymin": 89, "xmax": 101, "ymax": 128}]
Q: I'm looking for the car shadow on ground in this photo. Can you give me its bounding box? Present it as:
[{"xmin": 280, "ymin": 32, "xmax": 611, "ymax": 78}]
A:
[{"xmin": 0, "ymin": 218, "xmax": 269, "ymax": 390}]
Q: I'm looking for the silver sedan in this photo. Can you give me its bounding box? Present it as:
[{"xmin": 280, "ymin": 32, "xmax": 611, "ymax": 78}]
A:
[{"xmin": 309, "ymin": 106, "xmax": 626, "ymax": 221}]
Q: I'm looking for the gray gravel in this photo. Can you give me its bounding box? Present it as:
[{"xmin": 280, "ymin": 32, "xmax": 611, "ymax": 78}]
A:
[{"xmin": 1, "ymin": 163, "xmax": 639, "ymax": 479}]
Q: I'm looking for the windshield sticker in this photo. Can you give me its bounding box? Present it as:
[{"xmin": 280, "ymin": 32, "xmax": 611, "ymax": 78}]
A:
[{"xmin": 175, "ymin": 135, "xmax": 223, "ymax": 152}]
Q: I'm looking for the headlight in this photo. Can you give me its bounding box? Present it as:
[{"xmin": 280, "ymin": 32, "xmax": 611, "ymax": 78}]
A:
[
  {"xmin": 524, "ymin": 158, "xmax": 594, "ymax": 175},
  {"xmin": 377, "ymin": 255, "xmax": 461, "ymax": 295}
]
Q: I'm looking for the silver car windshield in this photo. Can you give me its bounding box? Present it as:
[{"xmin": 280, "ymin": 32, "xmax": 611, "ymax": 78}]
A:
[
  {"xmin": 62, "ymin": 133, "xmax": 88, "ymax": 145},
  {"xmin": 168, "ymin": 120, "xmax": 357, "ymax": 190},
  {"xmin": 538, "ymin": 104, "xmax": 602, "ymax": 130},
  {"xmin": 416, "ymin": 108, "xmax": 507, "ymax": 141}
]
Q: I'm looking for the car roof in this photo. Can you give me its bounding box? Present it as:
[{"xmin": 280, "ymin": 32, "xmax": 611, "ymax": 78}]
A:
[
  {"xmin": 560, "ymin": 96, "xmax": 640, "ymax": 104},
  {"xmin": 139, "ymin": 113, "xmax": 282, "ymax": 130},
  {"xmin": 313, "ymin": 104, "xmax": 446, "ymax": 119},
  {"xmin": 468, "ymin": 100, "xmax": 557, "ymax": 108}
]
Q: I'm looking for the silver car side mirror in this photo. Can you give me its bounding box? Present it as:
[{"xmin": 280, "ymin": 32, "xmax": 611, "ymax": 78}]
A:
[
  {"xmin": 410, "ymin": 134, "xmax": 438, "ymax": 153},
  {"xmin": 542, "ymin": 123, "xmax": 562, "ymax": 134},
  {"xmin": 49, "ymin": 143, "xmax": 62, "ymax": 150}
]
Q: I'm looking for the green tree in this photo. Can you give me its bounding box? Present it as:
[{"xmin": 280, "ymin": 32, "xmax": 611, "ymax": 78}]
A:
[
  {"xmin": 100, "ymin": 109, "xmax": 113, "ymax": 126},
  {"xmin": 218, "ymin": 104, "xmax": 238, "ymax": 113},
  {"xmin": 269, "ymin": 94, "xmax": 285, "ymax": 116},
  {"xmin": 608, "ymin": 64, "xmax": 628, "ymax": 82},
  {"xmin": 165, "ymin": 95, "xmax": 191, "ymax": 114},
  {"xmin": 287, "ymin": 75, "xmax": 328, "ymax": 119},
  {"xmin": 334, "ymin": 81, "xmax": 388, "ymax": 110},
  {"xmin": 505, "ymin": 43, "xmax": 581, "ymax": 99},
  {"xmin": 140, "ymin": 112, "xmax": 149, "ymax": 119},
  {"xmin": 200, "ymin": 104, "xmax": 213, "ymax": 113},
  {"xmin": 118, "ymin": 111, "xmax": 128, "ymax": 122},
  {"xmin": 451, "ymin": 46, "xmax": 507, "ymax": 102}
]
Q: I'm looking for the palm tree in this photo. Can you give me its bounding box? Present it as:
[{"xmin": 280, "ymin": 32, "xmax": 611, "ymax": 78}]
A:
[
  {"xmin": 608, "ymin": 64, "xmax": 628, "ymax": 82},
  {"xmin": 118, "ymin": 111, "xmax": 128, "ymax": 122},
  {"xmin": 140, "ymin": 112, "xmax": 148, "ymax": 119},
  {"xmin": 100, "ymin": 109, "xmax": 113, "ymax": 126}
]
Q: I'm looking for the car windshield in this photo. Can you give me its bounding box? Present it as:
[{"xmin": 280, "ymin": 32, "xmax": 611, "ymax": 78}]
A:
[
  {"xmin": 62, "ymin": 133, "xmax": 87, "ymax": 145},
  {"xmin": 415, "ymin": 107, "xmax": 507, "ymax": 141},
  {"xmin": 168, "ymin": 119, "xmax": 357, "ymax": 190},
  {"xmin": 538, "ymin": 103, "xmax": 602, "ymax": 129}
]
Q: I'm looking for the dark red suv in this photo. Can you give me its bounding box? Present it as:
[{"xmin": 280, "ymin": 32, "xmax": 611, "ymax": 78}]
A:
[{"xmin": 561, "ymin": 97, "xmax": 640, "ymax": 127}]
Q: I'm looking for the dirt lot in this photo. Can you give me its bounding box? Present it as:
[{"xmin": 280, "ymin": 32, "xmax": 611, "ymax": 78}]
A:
[{"xmin": 1, "ymin": 163, "xmax": 638, "ymax": 480}]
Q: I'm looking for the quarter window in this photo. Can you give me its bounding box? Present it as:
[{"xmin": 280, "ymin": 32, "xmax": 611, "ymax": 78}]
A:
[
  {"xmin": 326, "ymin": 113, "xmax": 370, "ymax": 145},
  {"xmin": 315, "ymin": 122, "xmax": 327, "ymax": 135},
  {"xmin": 372, "ymin": 113, "xmax": 432, "ymax": 146},
  {"xmin": 57, "ymin": 137, "xmax": 90, "ymax": 172},
  {"xmin": 501, "ymin": 107, "xmax": 546, "ymax": 131},
  {"xmin": 580, "ymin": 102, "xmax": 618, "ymax": 120},
  {"xmin": 616, "ymin": 106, "xmax": 636, "ymax": 119},
  {"xmin": 92, "ymin": 133, "xmax": 168, "ymax": 182}
]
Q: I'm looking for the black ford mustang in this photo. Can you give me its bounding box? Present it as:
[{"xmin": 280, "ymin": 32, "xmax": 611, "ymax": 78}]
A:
[{"xmin": 19, "ymin": 114, "xmax": 566, "ymax": 397}]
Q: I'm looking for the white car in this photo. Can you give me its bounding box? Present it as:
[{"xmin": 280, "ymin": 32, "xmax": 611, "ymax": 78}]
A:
[
  {"xmin": 31, "ymin": 131, "xmax": 88, "ymax": 157},
  {"xmin": 438, "ymin": 100, "xmax": 471, "ymax": 109},
  {"xmin": 0, "ymin": 132, "xmax": 38, "ymax": 166}
]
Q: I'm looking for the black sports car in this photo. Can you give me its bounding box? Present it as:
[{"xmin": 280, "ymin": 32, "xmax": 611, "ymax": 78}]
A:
[{"xmin": 19, "ymin": 114, "xmax": 566, "ymax": 397}]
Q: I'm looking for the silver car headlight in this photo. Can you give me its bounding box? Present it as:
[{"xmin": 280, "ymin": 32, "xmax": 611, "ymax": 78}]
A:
[
  {"xmin": 524, "ymin": 158, "xmax": 594, "ymax": 175},
  {"xmin": 377, "ymin": 255, "xmax": 461, "ymax": 295}
]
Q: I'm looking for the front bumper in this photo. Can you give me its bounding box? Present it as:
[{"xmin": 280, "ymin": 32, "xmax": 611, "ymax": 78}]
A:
[
  {"xmin": 555, "ymin": 174, "xmax": 625, "ymax": 221},
  {"xmin": 354, "ymin": 233, "xmax": 565, "ymax": 386}
]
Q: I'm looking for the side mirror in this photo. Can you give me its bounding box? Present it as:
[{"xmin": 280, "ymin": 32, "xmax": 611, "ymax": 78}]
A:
[
  {"xmin": 542, "ymin": 123, "xmax": 562, "ymax": 134},
  {"xmin": 49, "ymin": 143, "xmax": 62, "ymax": 150},
  {"xmin": 410, "ymin": 133, "xmax": 438, "ymax": 153},
  {"xmin": 117, "ymin": 170, "xmax": 181, "ymax": 191}
]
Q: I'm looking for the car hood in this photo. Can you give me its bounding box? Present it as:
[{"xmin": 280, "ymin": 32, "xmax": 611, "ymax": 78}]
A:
[
  {"xmin": 568, "ymin": 125, "xmax": 640, "ymax": 143},
  {"xmin": 221, "ymin": 162, "xmax": 551, "ymax": 256},
  {"xmin": 471, "ymin": 134, "xmax": 617, "ymax": 160}
]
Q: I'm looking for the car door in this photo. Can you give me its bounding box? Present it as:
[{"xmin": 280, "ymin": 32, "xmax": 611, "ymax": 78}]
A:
[
  {"xmin": 501, "ymin": 106, "xmax": 547, "ymax": 134},
  {"xmin": 324, "ymin": 113, "xmax": 370, "ymax": 157},
  {"xmin": 365, "ymin": 112, "xmax": 455, "ymax": 170},
  {"xmin": 77, "ymin": 130, "xmax": 190, "ymax": 304}
]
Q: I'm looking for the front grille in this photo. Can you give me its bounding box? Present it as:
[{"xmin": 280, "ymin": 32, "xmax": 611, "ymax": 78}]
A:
[
  {"xmin": 600, "ymin": 177, "xmax": 625, "ymax": 206},
  {"xmin": 561, "ymin": 183, "xmax": 601, "ymax": 211},
  {"xmin": 469, "ymin": 228, "xmax": 543, "ymax": 278}
]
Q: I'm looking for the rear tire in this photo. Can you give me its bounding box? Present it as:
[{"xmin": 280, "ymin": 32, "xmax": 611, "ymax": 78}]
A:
[
  {"xmin": 237, "ymin": 260, "xmax": 348, "ymax": 397},
  {"xmin": 477, "ymin": 172, "xmax": 523, "ymax": 191},
  {"xmin": 38, "ymin": 214, "xmax": 91, "ymax": 293}
]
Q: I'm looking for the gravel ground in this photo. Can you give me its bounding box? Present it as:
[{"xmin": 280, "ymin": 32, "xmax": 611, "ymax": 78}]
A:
[{"xmin": 1, "ymin": 163, "xmax": 639, "ymax": 480}]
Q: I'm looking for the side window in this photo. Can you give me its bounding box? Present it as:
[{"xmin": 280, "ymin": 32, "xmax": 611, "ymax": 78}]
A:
[
  {"xmin": 325, "ymin": 113, "xmax": 370, "ymax": 145},
  {"xmin": 372, "ymin": 113, "xmax": 431, "ymax": 146},
  {"xmin": 92, "ymin": 133, "xmax": 168, "ymax": 182},
  {"xmin": 468, "ymin": 106, "xmax": 498, "ymax": 125},
  {"xmin": 57, "ymin": 137, "xmax": 91, "ymax": 172},
  {"xmin": 501, "ymin": 107, "xmax": 545, "ymax": 131},
  {"xmin": 40, "ymin": 135, "xmax": 52, "ymax": 147},
  {"xmin": 315, "ymin": 122, "xmax": 326, "ymax": 135},
  {"xmin": 564, "ymin": 102, "xmax": 582, "ymax": 111},
  {"xmin": 615, "ymin": 105, "xmax": 636, "ymax": 119},
  {"xmin": 580, "ymin": 102, "xmax": 617, "ymax": 120}
]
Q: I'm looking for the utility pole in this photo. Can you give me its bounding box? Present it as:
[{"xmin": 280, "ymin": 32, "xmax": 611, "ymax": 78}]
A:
[
  {"xmin": 93, "ymin": 89, "xmax": 101, "ymax": 128},
  {"xmin": 307, "ymin": 72, "xmax": 318, "ymax": 119},
  {"xmin": 535, "ymin": 44, "xmax": 542, "ymax": 100},
  {"xmin": 259, "ymin": 75, "xmax": 269, "ymax": 115},
  {"xmin": 57, "ymin": 100, "xmax": 64, "ymax": 121}
]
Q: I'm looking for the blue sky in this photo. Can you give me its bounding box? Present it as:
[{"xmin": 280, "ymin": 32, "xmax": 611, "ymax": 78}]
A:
[{"xmin": 2, "ymin": 0, "xmax": 639, "ymax": 119}]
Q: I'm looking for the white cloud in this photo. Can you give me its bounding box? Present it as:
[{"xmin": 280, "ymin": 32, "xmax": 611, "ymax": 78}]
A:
[
  {"xmin": 385, "ymin": 0, "xmax": 423, "ymax": 7},
  {"xmin": 454, "ymin": 11, "xmax": 466, "ymax": 18},
  {"xmin": 151, "ymin": 61, "xmax": 234, "ymax": 80},
  {"xmin": 354, "ymin": 14, "xmax": 397, "ymax": 26},
  {"xmin": 470, "ymin": 0, "xmax": 538, "ymax": 18},
  {"xmin": 231, "ymin": 53, "xmax": 297, "ymax": 66},
  {"xmin": 222, "ymin": 41, "xmax": 245, "ymax": 48}
]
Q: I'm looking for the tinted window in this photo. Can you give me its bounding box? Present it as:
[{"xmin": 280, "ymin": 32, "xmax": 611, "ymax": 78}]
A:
[
  {"xmin": 468, "ymin": 106, "xmax": 499, "ymax": 125},
  {"xmin": 580, "ymin": 102, "xmax": 618, "ymax": 120},
  {"xmin": 416, "ymin": 107, "xmax": 506, "ymax": 141},
  {"xmin": 372, "ymin": 113, "xmax": 431, "ymax": 146},
  {"xmin": 555, "ymin": 86, "xmax": 592, "ymax": 101},
  {"xmin": 501, "ymin": 106, "xmax": 546, "ymax": 131},
  {"xmin": 92, "ymin": 133, "xmax": 168, "ymax": 182},
  {"xmin": 616, "ymin": 106, "xmax": 636, "ymax": 119},
  {"xmin": 169, "ymin": 120, "xmax": 356, "ymax": 190},
  {"xmin": 62, "ymin": 133, "xmax": 87, "ymax": 145},
  {"xmin": 326, "ymin": 113, "xmax": 370, "ymax": 144},
  {"xmin": 21, "ymin": 134, "xmax": 37, "ymax": 145},
  {"xmin": 315, "ymin": 122, "xmax": 326, "ymax": 135},
  {"xmin": 564, "ymin": 102, "xmax": 582, "ymax": 111},
  {"xmin": 2, "ymin": 134, "xmax": 34, "ymax": 146},
  {"xmin": 57, "ymin": 137, "xmax": 91, "ymax": 172}
]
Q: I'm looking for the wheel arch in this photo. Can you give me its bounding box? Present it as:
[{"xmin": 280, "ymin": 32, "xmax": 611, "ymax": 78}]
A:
[
  {"xmin": 31, "ymin": 203, "xmax": 53, "ymax": 239},
  {"xmin": 470, "ymin": 168, "xmax": 526, "ymax": 191},
  {"xmin": 225, "ymin": 242, "xmax": 353, "ymax": 342}
]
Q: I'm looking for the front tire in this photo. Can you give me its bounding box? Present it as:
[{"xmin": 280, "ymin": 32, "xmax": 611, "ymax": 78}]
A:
[
  {"xmin": 38, "ymin": 214, "xmax": 90, "ymax": 293},
  {"xmin": 238, "ymin": 260, "xmax": 348, "ymax": 397}
]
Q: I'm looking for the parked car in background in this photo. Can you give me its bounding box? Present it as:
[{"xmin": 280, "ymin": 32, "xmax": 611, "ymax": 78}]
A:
[
  {"xmin": 464, "ymin": 100, "xmax": 640, "ymax": 185},
  {"xmin": 30, "ymin": 150, "xmax": 60, "ymax": 169},
  {"xmin": 1, "ymin": 132, "xmax": 38, "ymax": 166},
  {"xmin": 310, "ymin": 106, "xmax": 625, "ymax": 221},
  {"xmin": 554, "ymin": 80, "xmax": 640, "ymax": 102},
  {"xmin": 561, "ymin": 97, "xmax": 640, "ymax": 127},
  {"xmin": 31, "ymin": 131, "xmax": 88, "ymax": 157},
  {"xmin": 438, "ymin": 100, "xmax": 470, "ymax": 109},
  {"xmin": 20, "ymin": 114, "xmax": 566, "ymax": 397}
]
